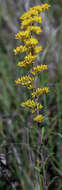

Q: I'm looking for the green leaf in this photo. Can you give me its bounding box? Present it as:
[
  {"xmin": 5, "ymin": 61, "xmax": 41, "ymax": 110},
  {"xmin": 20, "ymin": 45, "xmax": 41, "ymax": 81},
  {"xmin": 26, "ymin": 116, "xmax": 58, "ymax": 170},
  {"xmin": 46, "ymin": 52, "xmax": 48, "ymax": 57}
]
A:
[{"xmin": 41, "ymin": 127, "xmax": 45, "ymax": 139}]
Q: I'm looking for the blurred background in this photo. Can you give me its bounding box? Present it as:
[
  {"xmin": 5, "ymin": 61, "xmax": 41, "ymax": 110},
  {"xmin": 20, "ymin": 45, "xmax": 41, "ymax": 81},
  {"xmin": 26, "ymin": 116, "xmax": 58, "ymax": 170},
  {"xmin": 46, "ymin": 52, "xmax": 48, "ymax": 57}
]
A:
[{"xmin": 0, "ymin": 0, "xmax": 62, "ymax": 189}]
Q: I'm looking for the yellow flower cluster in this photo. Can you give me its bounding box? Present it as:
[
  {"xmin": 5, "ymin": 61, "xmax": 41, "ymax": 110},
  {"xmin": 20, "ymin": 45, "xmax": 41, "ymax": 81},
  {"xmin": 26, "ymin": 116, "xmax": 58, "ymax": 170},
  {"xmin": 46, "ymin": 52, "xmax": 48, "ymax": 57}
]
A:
[
  {"xmin": 31, "ymin": 64, "xmax": 48, "ymax": 75},
  {"xmin": 18, "ymin": 53, "xmax": 37, "ymax": 67},
  {"xmin": 25, "ymin": 37, "xmax": 38, "ymax": 46},
  {"xmin": 21, "ymin": 99, "xmax": 43, "ymax": 113},
  {"xmin": 33, "ymin": 114, "xmax": 44, "ymax": 123},
  {"xmin": 30, "ymin": 4, "xmax": 51, "ymax": 13},
  {"xmin": 34, "ymin": 45, "xmax": 43, "ymax": 54},
  {"xmin": 21, "ymin": 16, "xmax": 42, "ymax": 29},
  {"xmin": 25, "ymin": 53, "xmax": 36, "ymax": 62},
  {"xmin": 17, "ymin": 46, "xmax": 42, "ymax": 68},
  {"xmin": 14, "ymin": 3, "xmax": 51, "ymax": 123},
  {"xmin": 20, "ymin": 4, "xmax": 51, "ymax": 20},
  {"xmin": 15, "ymin": 30, "xmax": 30, "ymax": 40},
  {"xmin": 16, "ymin": 26, "xmax": 42, "ymax": 40},
  {"xmin": 32, "ymin": 87, "xmax": 49, "ymax": 98},
  {"xmin": 27, "ymin": 26, "xmax": 43, "ymax": 35},
  {"xmin": 20, "ymin": 9, "xmax": 38, "ymax": 20},
  {"xmin": 15, "ymin": 75, "xmax": 35, "ymax": 89},
  {"xmin": 13, "ymin": 45, "xmax": 27, "ymax": 55}
]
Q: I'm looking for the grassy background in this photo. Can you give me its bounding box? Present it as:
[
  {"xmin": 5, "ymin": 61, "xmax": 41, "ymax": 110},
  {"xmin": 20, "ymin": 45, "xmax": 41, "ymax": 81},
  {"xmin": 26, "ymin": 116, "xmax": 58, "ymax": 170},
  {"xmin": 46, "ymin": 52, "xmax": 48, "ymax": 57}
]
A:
[{"xmin": 0, "ymin": 0, "xmax": 62, "ymax": 189}]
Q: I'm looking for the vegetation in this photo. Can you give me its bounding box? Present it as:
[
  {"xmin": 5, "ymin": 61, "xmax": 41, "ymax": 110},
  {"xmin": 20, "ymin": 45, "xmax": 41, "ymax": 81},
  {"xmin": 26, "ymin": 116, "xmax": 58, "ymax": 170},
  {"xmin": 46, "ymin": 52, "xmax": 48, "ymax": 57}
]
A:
[{"xmin": 0, "ymin": 0, "xmax": 62, "ymax": 189}]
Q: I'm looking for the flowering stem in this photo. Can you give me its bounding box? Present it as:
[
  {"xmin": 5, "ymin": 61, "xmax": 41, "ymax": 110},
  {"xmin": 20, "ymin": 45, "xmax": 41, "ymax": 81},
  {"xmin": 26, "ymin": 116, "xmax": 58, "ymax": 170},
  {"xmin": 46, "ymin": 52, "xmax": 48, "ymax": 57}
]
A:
[
  {"xmin": 38, "ymin": 124, "xmax": 47, "ymax": 190},
  {"xmin": 14, "ymin": 3, "xmax": 51, "ymax": 189},
  {"xmin": 33, "ymin": 70, "xmax": 47, "ymax": 189}
]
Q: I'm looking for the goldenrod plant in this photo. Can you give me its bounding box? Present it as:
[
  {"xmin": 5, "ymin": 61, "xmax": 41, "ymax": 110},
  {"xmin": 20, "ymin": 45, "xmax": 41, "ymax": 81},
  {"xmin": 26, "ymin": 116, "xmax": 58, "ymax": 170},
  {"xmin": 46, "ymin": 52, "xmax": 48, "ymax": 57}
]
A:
[{"xmin": 14, "ymin": 3, "xmax": 51, "ymax": 189}]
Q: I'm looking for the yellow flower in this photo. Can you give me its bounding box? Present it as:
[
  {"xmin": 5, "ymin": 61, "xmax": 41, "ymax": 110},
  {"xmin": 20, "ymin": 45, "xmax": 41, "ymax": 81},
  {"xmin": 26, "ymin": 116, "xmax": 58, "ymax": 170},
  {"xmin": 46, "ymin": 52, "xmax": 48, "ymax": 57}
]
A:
[
  {"xmin": 14, "ymin": 3, "xmax": 51, "ymax": 118},
  {"xmin": 34, "ymin": 45, "xmax": 43, "ymax": 54},
  {"xmin": 15, "ymin": 75, "xmax": 35, "ymax": 89},
  {"xmin": 27, "ymin": 26, "xmax": 43, "ymax": 35},
  {"xmin": 21, "ymin": 99, "xmax": 43, "ymax": 113},
  {"xmin": 20, "ymin": 4, "xmax": 51, "ymax": 20},
  {"xmin": 33, "ymin": 114, "xmax": 44, "ymax": 123},
  {"xmin": 13, "ymin": 45, "xmax": 27, "ymax": 55},
  {"xmin": 32, "ymin": 87, "xmax": 50, "ymax": 98},
  {"xmin": 25, "ymin": 37, "xmax": 38, "ymax": 46},
  {"xmin": 15, "ymin": 30, "xmax": 30, "ymax": 40},
  {"xmin": 32, "ymin": 16, "xmax": 42, "ymax": 24},
  {"xmin": 21, "ymin": 16, "xmax": 42, "ymax": 29},
  {"xmin": 30, "ymin": 4, "xmax": 51, "ymax": 14},
  {"xmin": 31, "ymin": 64, "xmax": 48, "ymax": 75},
  {"xmin": 16, "ymin": 26, "xmax": 42, "ymax": 40},
  {"xmin": 17, "ymin": 61, "xmax": 26, "ymax": 67},
  {"xmin": 17, "ymin": 53, "xmax": 37, "ymax": 67},
  {"xmin": 20, "ymin": 9, "xmax": 38, "ymax": 20},
  {"xmin": 25, "ymin": 52, "xmax": 37, "ymax": 64}
]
